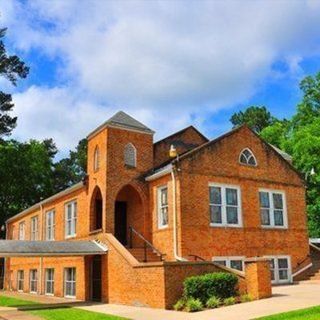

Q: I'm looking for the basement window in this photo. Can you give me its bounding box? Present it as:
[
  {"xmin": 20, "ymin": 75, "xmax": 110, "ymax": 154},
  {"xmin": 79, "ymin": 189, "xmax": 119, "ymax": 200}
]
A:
[{"xmin": 213, "ymin": 257, "xmax": 245, "ymax": 271}]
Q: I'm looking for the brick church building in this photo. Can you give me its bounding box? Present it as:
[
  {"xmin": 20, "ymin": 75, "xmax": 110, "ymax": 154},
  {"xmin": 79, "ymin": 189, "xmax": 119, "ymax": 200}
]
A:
[{"xmin": 1, "ymin": 111, "xmax": 311, "ymax": 308}]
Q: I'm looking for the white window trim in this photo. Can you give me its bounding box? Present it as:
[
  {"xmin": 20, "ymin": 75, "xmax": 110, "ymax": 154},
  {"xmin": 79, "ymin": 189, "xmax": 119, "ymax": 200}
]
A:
[
  {"xmin": 65, "ymin": 201, "xmax": 77, "ymax": 239},
  {"xmin": 264, "ymin": 255, "xmax": 292, "ymax": 284},
  {"xmin": 212, "ymin": 256, "xmax": 245, "ymax": 271},
  {"xmin": 46, "ymin": 210, "xmax": 55, "ymax": 241},
  {"xmin": 239, "ymin": 148, "xmax": 258, "ymax": 166},
  {"xmin": 30, "ymin": 216, "xmax": 39, "ymax": 241},
  {"xmin": 18, "ymin": 221, "xmax": 25, "ymax": 240},
  {"xmin": 29, "ymin": 269, "xmax": 38, "ymax": 294},
  {"xmin": 209, "ymin": 183, "xmax": 243, "ymax": 228},
  {"xmin": 17, "ymin": 270, "xmax": 24, "ymax": 292},
  {"xmin": 259, "ymin": 188, "xmax": 288, "ymax": 229},
  {"xmin": 157, "ymin": 185, "xmax": 169, "ymax": 229},
  {"xmin": 45, "ymin": 268, "xmax": 55, "ymax": 296},
  {"xmin": 64, "ymin": 268, "xmax": 76, "ymax": 298}
]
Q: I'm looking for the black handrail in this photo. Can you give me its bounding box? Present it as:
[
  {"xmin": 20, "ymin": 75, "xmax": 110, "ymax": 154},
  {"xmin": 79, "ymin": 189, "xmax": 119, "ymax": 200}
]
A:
[
  {"xmin": 129, "ymin": 226, "xmax": 164, "ymax": 262},
  {"xmin": 292, "ymin": 254, "xmax": 311, "ymax": 274},
  {"xmin": 188, "ymin": 254, "xmax": 206, "ymax": 261}
]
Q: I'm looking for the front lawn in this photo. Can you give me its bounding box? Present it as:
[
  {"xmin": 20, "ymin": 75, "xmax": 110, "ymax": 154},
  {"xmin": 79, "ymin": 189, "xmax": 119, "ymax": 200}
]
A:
[
  {"xmin": 0, "ymin": 295, "xmax": 129, "ymax": 320},
  {"xmin": 0, "ymin": 295, "xmax": 38, "ymax": 307},
  {"xmin": 255, "ymin": 305, "xmax": 320, "ymax": 320},
  {"xmin": 30, "ymin": 307, "xmax": 128, "ymax": 320}
]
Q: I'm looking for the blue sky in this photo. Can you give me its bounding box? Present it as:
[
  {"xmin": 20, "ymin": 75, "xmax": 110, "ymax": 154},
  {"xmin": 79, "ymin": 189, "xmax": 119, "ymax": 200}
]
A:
[{"xmin": 1, "ymin": 0, "xmax": 320, "ymax": 157}]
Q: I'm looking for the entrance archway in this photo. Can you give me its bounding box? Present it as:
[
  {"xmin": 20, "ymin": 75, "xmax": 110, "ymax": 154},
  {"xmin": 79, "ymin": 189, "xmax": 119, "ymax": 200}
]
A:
[
  {"xmin": 114, "ymin": 184, "xmax": 144, "ymax": 246},
  {"xmin": 90, "ymin": 187, "xmax": 103, "ymax": 231}
]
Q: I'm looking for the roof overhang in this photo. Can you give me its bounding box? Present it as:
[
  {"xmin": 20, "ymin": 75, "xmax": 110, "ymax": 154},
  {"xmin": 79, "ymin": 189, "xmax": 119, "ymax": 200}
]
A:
[
  {"xmin": 145, "ymin": 164, "xmax": 172, "ymax": 181},
  {"xmin": 0, "ymin": 240, "xmax": 108, "ymax": 257},
  {"xmin": 6, "ymin": 182, "xmax": 85, "ymax": 224}
]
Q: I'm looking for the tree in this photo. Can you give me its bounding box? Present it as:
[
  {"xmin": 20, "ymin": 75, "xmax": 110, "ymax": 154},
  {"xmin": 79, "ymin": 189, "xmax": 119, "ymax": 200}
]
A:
[
  {"xmin": 230, "ymin": 106, "xmax": 277, "ymax": 133},
  {"xmin": 0, "ymin": 139, "xmax": 56, "ymax": 230},
  {"xmin": 53, "ymin": 139, "xmax": 87, "ymax": 192},
  {"xmin": 0, "ymin": 27, "xmax": 29, "ymax": 137}
]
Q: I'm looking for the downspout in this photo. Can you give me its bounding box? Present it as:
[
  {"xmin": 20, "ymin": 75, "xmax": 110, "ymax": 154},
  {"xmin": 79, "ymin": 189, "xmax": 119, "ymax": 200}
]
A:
[
  {"xmin": 39, "ymin": 204, "xmax": 44, "ymax": 295},
  {"xmin": 171, "ymin": 164, "xmax": 187, "ymax": 261}
]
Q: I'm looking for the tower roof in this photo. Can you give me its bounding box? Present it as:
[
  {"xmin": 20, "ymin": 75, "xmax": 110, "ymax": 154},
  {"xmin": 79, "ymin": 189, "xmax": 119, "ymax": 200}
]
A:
[{"xmin": 87, "ymin": 111, "xmax": 154, "ymax": 138}]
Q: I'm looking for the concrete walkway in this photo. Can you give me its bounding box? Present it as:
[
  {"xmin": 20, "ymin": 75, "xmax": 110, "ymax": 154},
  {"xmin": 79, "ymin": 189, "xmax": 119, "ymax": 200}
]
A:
[
  {"xmin": 1, "ymin": 282, "xmax": 320, "ymax": 320},
  {"xmin": 78, "ymin": 282, "xmax": 320, "ymax": 320}
]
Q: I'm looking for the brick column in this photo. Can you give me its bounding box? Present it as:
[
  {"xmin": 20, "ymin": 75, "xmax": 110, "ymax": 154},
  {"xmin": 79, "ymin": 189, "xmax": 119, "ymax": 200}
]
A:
[{"xmin": 245, "ymin": 257, "xmax": 272, "ymax": 300}]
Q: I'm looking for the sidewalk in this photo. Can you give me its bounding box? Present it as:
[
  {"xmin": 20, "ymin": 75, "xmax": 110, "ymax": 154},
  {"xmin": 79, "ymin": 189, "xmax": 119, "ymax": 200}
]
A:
[{"xmin": 78, "ymin": 282, "xmax": 320, "ymax": 320}]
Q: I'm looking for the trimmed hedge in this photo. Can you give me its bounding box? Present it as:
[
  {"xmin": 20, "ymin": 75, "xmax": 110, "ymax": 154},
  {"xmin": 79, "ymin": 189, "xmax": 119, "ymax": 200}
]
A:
[{"xmin": 183, "ymin": 272, "xmax": 238, "ymax": 303}]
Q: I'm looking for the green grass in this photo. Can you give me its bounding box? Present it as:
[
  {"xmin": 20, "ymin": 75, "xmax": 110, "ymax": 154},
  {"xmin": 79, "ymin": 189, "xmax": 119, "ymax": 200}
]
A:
[
  {"xmin": 255, "ymin": 305, "xmax": 320, "ymax": 320},
  {"xmin": 30, "ymin": 307, "xmax": 129, "ymax": 320},
  {"xmin": 0, "ymin": 295, "xmax": 38, "ymax": 307},
  {"xmin": 0, "ymin": 295, "xmax": 129, "ymax": 320}
]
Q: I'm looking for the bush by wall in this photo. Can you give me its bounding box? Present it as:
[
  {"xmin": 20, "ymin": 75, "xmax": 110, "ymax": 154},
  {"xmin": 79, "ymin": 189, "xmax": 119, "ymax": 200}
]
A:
[{"xmin": 183, "ymin": 272, "xmax": 238, "ymax": 303}]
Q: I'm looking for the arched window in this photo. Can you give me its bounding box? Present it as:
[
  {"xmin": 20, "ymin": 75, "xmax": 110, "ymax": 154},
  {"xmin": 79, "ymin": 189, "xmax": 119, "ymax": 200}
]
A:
[
  {"xmin": 94, "ymin": 146, "xmax": 100, "ymax": 171},
  {"xmin": 124, "ymin": 143, "xmax": 137, "ymax": 167},
  {"xmin": 91, "ymin": 187, "xmax": 103, "ymax": 231},
  {"xmin": 239, "ymin": 148, "xmax": 257, "ymax": 166}
]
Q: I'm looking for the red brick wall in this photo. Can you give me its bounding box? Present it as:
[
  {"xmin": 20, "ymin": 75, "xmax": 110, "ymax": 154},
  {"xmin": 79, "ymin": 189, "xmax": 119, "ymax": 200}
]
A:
[{"xmin": 176, "ymin": 126, "xmax": 309, "ymax": 270}]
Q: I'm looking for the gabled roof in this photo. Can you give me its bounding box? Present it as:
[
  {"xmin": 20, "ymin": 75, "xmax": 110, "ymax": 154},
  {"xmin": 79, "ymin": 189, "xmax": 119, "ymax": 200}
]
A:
[
  {"xmin": 171, "ymin": 125, "xmax": 302, "ymax": 179},
  {"xmin": 87, "ymin": 111, "xmax": 154, "ymax": 138},
  {"xmin": 154, "ymin": 125, "xmax": 209, "ymax": 145},
  {"xmin": 0, "ymin": 240, "xmax": 107, "ymax": 257}
]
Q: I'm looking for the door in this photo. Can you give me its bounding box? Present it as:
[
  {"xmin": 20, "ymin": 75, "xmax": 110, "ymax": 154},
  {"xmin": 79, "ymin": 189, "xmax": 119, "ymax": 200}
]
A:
[
  {"xmin": 115, "ymin": 201, "xmax": 127, "ymax": 245},
  {"xmin": 91, "ymin": 255, "xmax": 102, "ymax": 301}
]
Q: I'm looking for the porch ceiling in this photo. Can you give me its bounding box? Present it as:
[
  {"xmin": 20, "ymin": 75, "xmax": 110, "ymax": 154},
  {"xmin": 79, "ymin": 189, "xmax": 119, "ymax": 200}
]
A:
[{"xmin": 0, "ymin": 240, "xmax": 108, "ymax": 257}]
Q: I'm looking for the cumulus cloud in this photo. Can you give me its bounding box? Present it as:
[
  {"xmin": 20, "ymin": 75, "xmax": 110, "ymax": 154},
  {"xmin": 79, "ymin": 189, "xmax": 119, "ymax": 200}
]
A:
[{"xmin": 1, "ymin": 0, "xmax": 320, "ymax": 153}]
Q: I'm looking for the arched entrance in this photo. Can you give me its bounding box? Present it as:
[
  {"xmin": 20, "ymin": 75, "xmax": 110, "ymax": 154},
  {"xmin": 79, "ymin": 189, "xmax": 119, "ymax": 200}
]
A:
[
  {"xmin": 114, "ymin": 184, "xmax": 144, "ymax": 246},
  {"xmin": 90, "ymin": 187, "xmax": 103, "ymax": 231}
]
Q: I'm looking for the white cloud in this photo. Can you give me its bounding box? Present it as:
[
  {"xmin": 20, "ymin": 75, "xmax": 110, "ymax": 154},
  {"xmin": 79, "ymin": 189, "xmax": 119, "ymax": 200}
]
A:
[{"xmin": 2, "ymin": 0, "xmax": 320, "ymax": 154}]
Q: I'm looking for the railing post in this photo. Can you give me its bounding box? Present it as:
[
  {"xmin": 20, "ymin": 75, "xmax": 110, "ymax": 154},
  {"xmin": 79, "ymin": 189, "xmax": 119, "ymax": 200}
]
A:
[
  {"xmin": 129, "ymin": 227, "xmax": 133, "ymax": 248},
  {"xmin": 144, "ymin": 242, "xmax": 147, "ymax": 262}
]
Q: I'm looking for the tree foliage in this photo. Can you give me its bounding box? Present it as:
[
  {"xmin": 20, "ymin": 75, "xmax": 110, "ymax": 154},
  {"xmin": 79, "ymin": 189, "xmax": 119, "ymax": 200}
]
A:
[
  {"xmin": 230, "ymin": 106, "xmax": 277, "ymax": 133},
  {"xmin": 0, "ymin": 27, "xmax": 29, "ymax": 137},
  {"xmin": 233, "ymin": 71, "xmax": 320, "ymax": 237}
]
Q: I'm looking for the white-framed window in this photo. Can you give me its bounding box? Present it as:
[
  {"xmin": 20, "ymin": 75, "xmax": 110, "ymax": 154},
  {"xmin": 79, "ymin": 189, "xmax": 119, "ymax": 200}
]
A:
[
  {"xmin": 124, "ymin": 143, "xmax": 137, "ymax": 168},
  {"xmin": 46, "ymin": 210, "xmax": 55, "ymax": 241},
  {"xmin": 213, "ymin": 256, "xmax": 245, "ymax": 271},
  {"xmin": 65, "ymin": 201, "xmax": 77, "ymax": 238},
  {"xmin": 64, "ymin": 268, "xmax": 76, "ymax": 298},
  {"xmin": 18, "ymin": 222, "xmax": 25, "ymax": 240},
  {"xmin": 17, "ymin": 270, "xmax": 24, "ymax": 292},
  {"xmin": 29, "ymin": 269, "xmax": 38, "ymax": 293},
  {"xmin": 264, "ymin": 256, "xmax": 291, "ymax": 284},
  {"xmin": 239, "ymin": 148, "xmax": 257, "ymax": 166},
  {"xmin": 259, "ymin": 189, "xmax": 287, "ymax": 228},
  {"xmin": 209, "ymin": 184, "xmax": 242, "ymax": 227},
  {"xmin": 30, "ymin": 216, "xmax": 39, "ymax": 240},
  {"xmin": 157, "ymin": 186, "xmax": 168, "ymax": 228},
  {"xmin": 94, "ymin": 146, "xmax": 100, "ymax": 171},
  {"xmin": 45, "ymin": 268, "xmax": 54, "ymax": 295}
]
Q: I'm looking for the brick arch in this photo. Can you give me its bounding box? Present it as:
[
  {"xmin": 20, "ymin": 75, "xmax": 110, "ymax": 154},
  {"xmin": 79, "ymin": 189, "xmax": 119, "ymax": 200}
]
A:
[
  {"xmin": 114, "ymin": 181, "xmax": 148, "ymax": 246},
  {"xmin": 90, "ymin": 185, "xmax": 103, "ymax": 231}
]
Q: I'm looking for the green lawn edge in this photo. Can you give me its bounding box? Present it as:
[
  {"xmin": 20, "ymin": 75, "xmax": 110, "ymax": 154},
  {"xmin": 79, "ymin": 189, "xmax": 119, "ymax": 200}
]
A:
[
  {"xmin": 0, "ymin": 294, "xmax": 129, "ymax": 320},
  {"xmin": 255, "ymin": 305, "xmax": 320, "ymax": 320}
]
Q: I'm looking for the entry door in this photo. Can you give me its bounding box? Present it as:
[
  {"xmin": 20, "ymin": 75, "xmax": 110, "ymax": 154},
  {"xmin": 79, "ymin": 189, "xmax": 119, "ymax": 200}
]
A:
[
  {"xmin": 115, "ymin": 201, "xmax": 127, "ymax": 245},
  {"xmin": 91, "ymin": 255, "xmax": 102, "ymax": 301}
]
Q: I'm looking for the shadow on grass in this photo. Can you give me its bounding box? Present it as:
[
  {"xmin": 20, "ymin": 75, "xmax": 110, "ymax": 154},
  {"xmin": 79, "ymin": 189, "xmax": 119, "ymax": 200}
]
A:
[{"xmin": 18, "ymin": 301, "xmax": 104, "ymax": 312}]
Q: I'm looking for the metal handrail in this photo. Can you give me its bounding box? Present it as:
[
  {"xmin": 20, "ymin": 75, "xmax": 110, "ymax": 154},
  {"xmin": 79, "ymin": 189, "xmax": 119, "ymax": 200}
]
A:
[
  {"xmin": 188, "ymin": 254, "xmax": 206, "ymax": 261},
  {"xmin": 129, "ymin": 226, "xmax": 164, "ymax": 262},
  {"xmin": 292, "ymin": 254, "xmax": 311, "ymax": 273}
]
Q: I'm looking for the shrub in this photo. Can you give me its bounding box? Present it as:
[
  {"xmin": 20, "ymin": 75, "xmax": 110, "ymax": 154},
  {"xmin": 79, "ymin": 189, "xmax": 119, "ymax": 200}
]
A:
[
  {"xmin": 206, "ymin": 296, "xmax": 221, "ymax": 309},
  {"xmin": 173, "ymin": 298, "xmax": 186, "ymax": 311},
  {"xmin": 240, "ymin": 294, "xmax": 253, "ymax": 303},
  {"xmin": 183, "ymin": 272, "xmax": 238, "ymax": 303},
  {"xmin": 223, "ymin": 297, "xmax": 236, "ymax": 306},
  {"xmin": 185, "ymin": 298, "xmax": 203, "ymax": 312}
]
